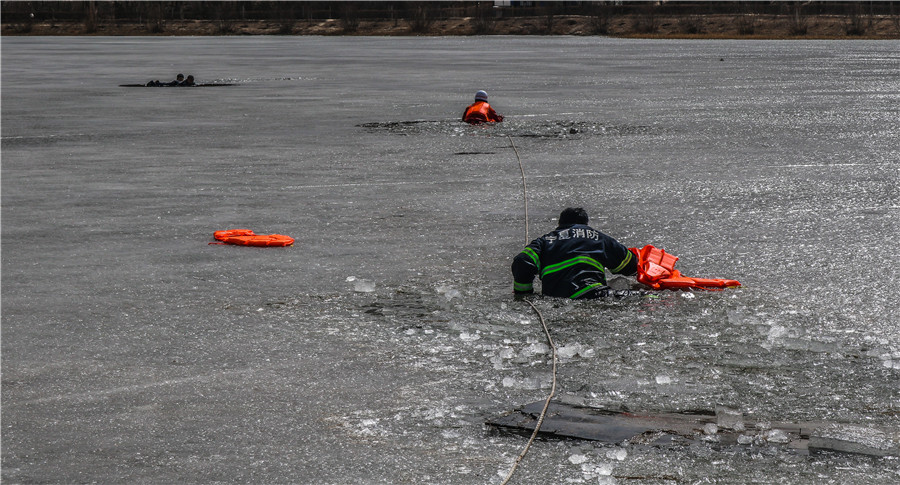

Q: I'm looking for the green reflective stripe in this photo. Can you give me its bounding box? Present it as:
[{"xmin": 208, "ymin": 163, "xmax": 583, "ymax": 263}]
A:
[
  {"xmin": 570, "ymin": 283, "xmax": 606, "ymax": 299},
  {"xmin": 541, "ymin": 255, "xmax": 604, "ymax": 277},
  {"xmin": 609, "ymin": 250, "xmax": 634, "ymax": 274},
  {"xmin": 514, "ymin": 282, "xmax": 533, "ymax": 291},
  {"xmin": 521, "ymin": 247, "xmax": 540, "ymax": 267}
]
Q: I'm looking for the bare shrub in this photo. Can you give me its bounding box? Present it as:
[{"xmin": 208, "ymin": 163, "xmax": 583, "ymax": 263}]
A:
[
  {"xmin": 215, "ymin": 20, "xmax": 233, "ymax": 34},
  {"xmin": 892, "ymin": 2, "xmax": 900, "ymax": 34},
  {"xmin": 633, "ymin": 5, "xmax": 659, "ymax": 34},
  {"xmin": 787, "ymin": 3, "xmax": 808, "ymax": 36},
  {"xmin": 11, "ymin": 22, "xmax": 34, "ymax": 34},
  {"xmin": 843, "ymin": 4, "xmax": 869, "ymax": 36},
  {"xmin": 276, "ymin": 3, "xmax": 295, "ymax": 34},
  {"xmin": 212, "ymin": 2, "xmax": 236, "ymax": 34},
  {"xmin": 589, "ymin": 4, "xmax": 612, "ymax": 35},
  {"xmin": 543, "ymin": 5, "xmax": 556, "ymax": 34},
  {"xmin": 471, "ymin": 6, "xmax": 495, "ymax": 35},
  {"xmin": 409, "ymin": 2, "xmax": 433, "ymax": 34},
  {"xmin": 137, "ymin": 2, "xmax": 166, "ymax": 34},
  {"xmin": 277, "ymin": 22, "xmax": 294, "ymax": 35},
  {"xmin": 735, "ymin": 13, "xmax": 757, "ymax": 35},
  {"xmin": 678, "ymin": 14, "xmax": 705, "ymax": 35},
  {"xmin": 340, "ymin": 2, "xmax": 359, "ymax": 33},
  {"xmin": 83, "ymin": 1, "xmax": 98, "ymax": 33}
]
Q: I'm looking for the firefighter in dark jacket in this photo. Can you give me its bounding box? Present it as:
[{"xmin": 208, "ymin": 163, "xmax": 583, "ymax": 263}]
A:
[{"xmin": 512, "ymin": 208, "xmax": 638, "ymax": 299}]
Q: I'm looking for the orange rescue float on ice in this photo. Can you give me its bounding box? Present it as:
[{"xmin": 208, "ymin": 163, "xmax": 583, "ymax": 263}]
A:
[
  {"xmin": 211, "ymin": 229, "xmax": 294, "ymax": 247},
  {"xmin": 629, "ymin": 245, "xmax": 740, "ymax": 291}
]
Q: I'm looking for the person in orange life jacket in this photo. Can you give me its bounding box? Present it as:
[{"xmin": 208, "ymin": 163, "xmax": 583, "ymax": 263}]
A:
[
  {"xmin": 512, "ymin": 207, "xmax": 638, "ymax": 299},
  {"xmin": 462, "ymin": 90, "xmax": 504, "ymax": 124}
]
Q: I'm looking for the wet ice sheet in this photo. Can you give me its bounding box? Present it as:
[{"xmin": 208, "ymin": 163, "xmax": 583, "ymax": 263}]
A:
[
  {"xmin": 3, "ymin": 37, "xmax": 899, "ymax": 483},
  {"xmin": 358, "ymin": 119, "xmax": 658, "ymax": 139}
]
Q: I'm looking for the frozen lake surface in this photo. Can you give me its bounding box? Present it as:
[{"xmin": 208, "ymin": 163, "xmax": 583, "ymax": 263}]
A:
[{"xmin": 3, "ymin": 36, "xmax": 899, "ymax": 483}]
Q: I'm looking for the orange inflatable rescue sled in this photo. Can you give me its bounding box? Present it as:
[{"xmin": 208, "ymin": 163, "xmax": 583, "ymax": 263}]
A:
[
  {"xmin": 211, "ymin": 229, "xmax": 294, "ymax": 247},
  {"xmin": 629, "ymin": 245, "xmax": 740, "ymax": 291}
]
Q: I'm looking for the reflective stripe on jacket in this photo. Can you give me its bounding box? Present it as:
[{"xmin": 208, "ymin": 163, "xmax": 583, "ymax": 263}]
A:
[{"xmin": 511, "ymin": 223, "xmax": 637, "ymax": 299}]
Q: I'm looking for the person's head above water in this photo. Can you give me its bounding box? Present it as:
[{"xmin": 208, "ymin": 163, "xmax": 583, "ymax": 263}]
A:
[
  {"xmin": 176, "ymin": 73, "xmax": 184, "ymax": 81},
  {"xmin": 475, "ymin": 90, "xmax": 488, "ymax": 102},
  {"xmin": 558, "ymin": 207, "xmax": 589, "ymax": 226}
]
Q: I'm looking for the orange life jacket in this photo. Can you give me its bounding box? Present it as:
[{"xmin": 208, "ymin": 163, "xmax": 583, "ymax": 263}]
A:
[
  {"xmin": 463, "ymin": 101, "xmax": 503, "ymax": 124},
  {"xmin": 211, "ymin": 229, "xmax": 294, "ymax": 247},
  {"xmin": 630, "ymin": 245, "xmax": 740, "ymax": 291},
  {"xmin": 214, "ymin": 229, "xmax": 256, "ymax": 240}
]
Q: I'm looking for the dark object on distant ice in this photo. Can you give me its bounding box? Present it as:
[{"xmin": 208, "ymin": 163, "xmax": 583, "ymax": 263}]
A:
[
  {"xmin": 487, "ymin": 400, "xmax": 900, "ymax": 457},
  {"xmin": 119, "ymin": 83, "xmax": 234, "ymax": 87},
  {"xmin": 121, "ymin": 75, "xmax": 232, "ymax": 88}
]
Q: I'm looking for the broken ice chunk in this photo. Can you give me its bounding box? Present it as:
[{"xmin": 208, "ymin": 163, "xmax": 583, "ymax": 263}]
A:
[{"xmin": 716, "ymin": 405, "xmax": 745, "ymax": 432}]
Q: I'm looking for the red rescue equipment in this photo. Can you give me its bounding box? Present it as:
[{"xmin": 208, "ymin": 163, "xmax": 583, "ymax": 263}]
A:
[
  {"xmin": 214, "ymin": 229, "xmax": 256, "ymax": 240},
  {"xmin": 629, "ymin": 245, "xmax": 740, "ymax": 291},
  {"xmin": 211, "ymin": 229, "xmax": 294, "ymax": 247},
  {"xmin": 463, "ymin": 101, "xmax": 503, "ymax": 124}
]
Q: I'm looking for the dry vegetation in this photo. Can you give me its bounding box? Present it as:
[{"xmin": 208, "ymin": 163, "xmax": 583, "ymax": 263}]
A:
[{"xmin": 4, "ymin": 2, "xmax": 899, "ymax": 39}]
